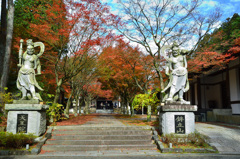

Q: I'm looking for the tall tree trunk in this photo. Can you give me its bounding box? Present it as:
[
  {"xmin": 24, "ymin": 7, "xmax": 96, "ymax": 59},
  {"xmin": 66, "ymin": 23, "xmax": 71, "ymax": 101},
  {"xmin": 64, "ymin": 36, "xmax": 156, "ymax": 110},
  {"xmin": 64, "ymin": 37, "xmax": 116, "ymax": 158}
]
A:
[
  {"xmin": 121, "ymin": 98, "xmax": 127, "ymax": 115},
  {"xmin": 84, "ymin": 96, "xmax": 90, "ymax": 114},
  {"xmin": 53, "ymin": 79, "xmax": 62, "ymax": 104},
  {"xmin": 131, "ymin": 105, "xmax": 134, "ymax": 116},
  {"xmin": 74, "ymin": 95, "xmax": 79, "ymax": 116},
  {"xmin": 0, "ymin": 0, "xmax": 7, "ymax": 76},
  {"xmin": 126, "ymin": 102, "xmax": 130, "ymax": 115},
  {"xmin": 130, "ymin": 102, "xmax": 134, "ymax": 117},
  {"xmin": 78, "ymin": 96, "xmax": 83, "ymax": 115},
  {"xmin": 147, "ymin": 105, "xmax": 151, "ymax": 122},
  {"xmin": 50, "ymin": 78, "xmax": 63, "ymax": 123},
  {"xmin": 64, "ymin": 89, "xmax": 74, "ymax": 118},
  {"xmin": 120, "ymin": 101, "xmax": 124, "ymax": 114},
  {"xmin": 0, "ymin": 0, "xmax": 14, "ymax": 90}
]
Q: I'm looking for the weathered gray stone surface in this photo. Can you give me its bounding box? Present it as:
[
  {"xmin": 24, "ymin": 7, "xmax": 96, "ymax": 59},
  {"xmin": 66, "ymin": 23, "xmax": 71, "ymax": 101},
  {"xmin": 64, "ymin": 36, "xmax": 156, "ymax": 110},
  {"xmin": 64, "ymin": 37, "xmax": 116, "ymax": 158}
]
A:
[
  {"xmin": 40, "ymin": 114, "xmax": 157, "ymax": 156},
  {"xmin": 164, "ymin": 100, "xmax": 190, "ymax": 105},
  {"xmin": 13, "ymin": 99, "xmax": 40, "ymax": 104},
  {"xmin": 161, "ymin": 42, "xmax": 190, "ymax": 104},
  {"xmin": 17, "ymin": 39, "xmax": 45, "ymax": 101},
  {"xmin": 160, "ymin": 105, "xmax": 197, "ymax": 112},
  {"xmin": 196, "ymin": 122, "xmax": 240, "ymax": 154},
  {"xmin": 6, "ymin": 104, "xmax": 48, "ymax": 136},
  {"xmin": 159, "ymin": 111, "xmax": 195, "ymax": 135},
  {"xmin": 5, "ymin": 104, "xmax": 49, "ymax": 110}
]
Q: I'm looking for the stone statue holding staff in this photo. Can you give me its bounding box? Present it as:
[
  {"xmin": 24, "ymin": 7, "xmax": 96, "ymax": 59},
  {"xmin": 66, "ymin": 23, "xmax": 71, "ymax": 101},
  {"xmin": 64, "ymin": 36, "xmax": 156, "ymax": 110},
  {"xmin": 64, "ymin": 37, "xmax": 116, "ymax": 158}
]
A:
[
  {"xmin": 161, "ymin": 42, "xmax": 190, "ymax": 104},
  {"xmin": 17, "ymin": 39, "xmax": 44, "ymax": 101}
]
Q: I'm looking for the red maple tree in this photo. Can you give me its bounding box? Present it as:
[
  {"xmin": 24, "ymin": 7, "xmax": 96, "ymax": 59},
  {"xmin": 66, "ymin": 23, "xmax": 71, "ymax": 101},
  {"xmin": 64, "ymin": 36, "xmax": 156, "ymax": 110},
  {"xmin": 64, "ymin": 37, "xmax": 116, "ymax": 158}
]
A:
[
  {"xmin": 98, "ymin": 38, "xmax": 156, "ymax": 114},
  {"xmin": 27, "ymin": 0, "xmax": 119, "ymax": 104}
]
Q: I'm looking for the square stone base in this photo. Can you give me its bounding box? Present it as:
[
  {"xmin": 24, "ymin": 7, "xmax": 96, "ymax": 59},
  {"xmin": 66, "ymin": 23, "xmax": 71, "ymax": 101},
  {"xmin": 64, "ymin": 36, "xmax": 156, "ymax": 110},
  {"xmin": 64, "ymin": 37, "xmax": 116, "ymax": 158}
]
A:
[
  {"xmin": 5, "ymin": 104, "xmax": 48, "ymax": 136},
  {"xmin": 159, "ymin": 112, "xmax": 195, "ymax": 135},
  {"xmin": 159, "ymin": 105, "xmax": 197, "ymax": 135},
  {"xmin": 7, "ymin": 111, "xmax": 46, "ymax": 136}
]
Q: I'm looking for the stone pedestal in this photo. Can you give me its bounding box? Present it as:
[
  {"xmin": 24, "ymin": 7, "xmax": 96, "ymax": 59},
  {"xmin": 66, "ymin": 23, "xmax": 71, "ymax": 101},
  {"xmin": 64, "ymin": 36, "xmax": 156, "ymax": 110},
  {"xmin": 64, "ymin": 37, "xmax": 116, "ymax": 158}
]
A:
[
  {"xmin": 159, "ymin": 105, "xmax": 197, "ymax": 135},
  {"xmin": 5, "ymin": 103, "xmax": 49, "ymax": 136}
]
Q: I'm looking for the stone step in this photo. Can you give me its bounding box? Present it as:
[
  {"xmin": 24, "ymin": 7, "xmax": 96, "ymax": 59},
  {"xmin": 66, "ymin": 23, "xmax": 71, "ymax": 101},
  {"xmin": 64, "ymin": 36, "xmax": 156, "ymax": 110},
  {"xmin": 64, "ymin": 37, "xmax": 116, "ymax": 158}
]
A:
[
  {"xmin": 38, "ymin": 150, "xmax": 160, "ymax": 158},
  {"xmin": 52, "ymin": 130, "xmax": 152, "ymax": 135},
  {"xmin": 39, "ymin": 150, "xmax": 160, "ymax": 156},
  {"xmin": 51, "ymin": 135, "xmax": 152, "ymax": 140},
  {"xmin": 51, "ymin": 126, "xmax": 151, "ymax": 131},
  {"xmin": 41, "ymin": 144, "xmax": 156, "ymax": 151},
  {"xmin": 46, "ymin": 140, "xmax": 153, "ymax": 145}
]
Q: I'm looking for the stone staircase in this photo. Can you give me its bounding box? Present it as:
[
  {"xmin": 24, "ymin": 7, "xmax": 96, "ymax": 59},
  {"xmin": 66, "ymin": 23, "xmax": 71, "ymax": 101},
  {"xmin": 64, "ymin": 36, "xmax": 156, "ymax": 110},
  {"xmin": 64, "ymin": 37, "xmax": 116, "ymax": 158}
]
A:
[
  {"xmin": 40, "ymin": 114, "xmax": 159, "ymax": 156},
  {"xmin": 41, "ymin": 126, "xmax": 156, "ymax": 152}
]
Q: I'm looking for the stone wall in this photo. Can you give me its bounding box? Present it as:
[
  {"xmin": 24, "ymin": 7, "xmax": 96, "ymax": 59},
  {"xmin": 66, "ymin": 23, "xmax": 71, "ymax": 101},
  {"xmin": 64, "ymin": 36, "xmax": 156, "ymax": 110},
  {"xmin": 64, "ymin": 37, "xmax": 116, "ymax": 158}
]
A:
[{"xmin": 207, "ymin": 110, "xmax": 240, "ymax": 124}]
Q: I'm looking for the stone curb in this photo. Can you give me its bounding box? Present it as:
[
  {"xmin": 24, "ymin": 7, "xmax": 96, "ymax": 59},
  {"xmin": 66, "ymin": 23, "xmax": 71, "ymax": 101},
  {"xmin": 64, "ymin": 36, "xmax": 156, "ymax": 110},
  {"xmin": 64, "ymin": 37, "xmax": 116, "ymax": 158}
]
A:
[
  {"xmin": 0, "ymin": 127, "xmax": 52, "ymax": 156},
  {"xmin": 30, "ymin": 127, "xmax": 53, "ymax": 155},
  {"xmin": 45, "ymin": 126, "xmax": 53, "ymax": 139},
  {"xmin": 31, "ymin": 137, "xmax": 48, "ymax": 155},
  {"xmin": 150, "ymin": 127, "xmax": 218, "ymax": 153}
]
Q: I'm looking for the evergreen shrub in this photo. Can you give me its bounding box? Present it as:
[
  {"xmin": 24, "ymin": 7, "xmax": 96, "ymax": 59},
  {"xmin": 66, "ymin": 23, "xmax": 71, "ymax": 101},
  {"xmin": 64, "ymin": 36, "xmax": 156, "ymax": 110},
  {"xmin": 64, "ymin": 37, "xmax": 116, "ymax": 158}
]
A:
[{"xmin": 0, "ymin": 131, "xmax": 36, "ymax": 149}]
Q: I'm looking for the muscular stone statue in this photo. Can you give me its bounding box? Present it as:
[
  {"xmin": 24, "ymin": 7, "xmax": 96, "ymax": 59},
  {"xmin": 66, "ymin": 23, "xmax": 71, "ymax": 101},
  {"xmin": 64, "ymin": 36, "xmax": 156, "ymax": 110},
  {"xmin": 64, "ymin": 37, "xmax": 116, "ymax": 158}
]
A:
[
  {"xmin": 161, "ymin": 42, "xmax": 190, "ymax": 104},
  {"xmin": 17, "ymin": 39, "xmax": 44, "ymax": 101}
]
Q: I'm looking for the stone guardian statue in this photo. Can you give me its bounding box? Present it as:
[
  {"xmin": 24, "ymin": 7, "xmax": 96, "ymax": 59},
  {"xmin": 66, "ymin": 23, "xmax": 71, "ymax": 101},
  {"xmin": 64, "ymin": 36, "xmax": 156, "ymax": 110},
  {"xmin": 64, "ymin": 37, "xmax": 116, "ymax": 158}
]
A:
[
  {"xmin": 17, "ymin": 39, "xmax": 44, "ymax": 101},
  {"xmin": 161, "ymin": 42, "xmax": 190, "ymax": 104}
]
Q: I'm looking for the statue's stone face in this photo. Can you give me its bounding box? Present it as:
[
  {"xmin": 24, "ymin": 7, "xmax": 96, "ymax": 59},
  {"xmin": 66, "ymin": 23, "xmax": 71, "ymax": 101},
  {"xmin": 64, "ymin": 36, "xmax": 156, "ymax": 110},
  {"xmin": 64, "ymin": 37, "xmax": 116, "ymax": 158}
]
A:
[
  {"xmin": 172, "ymin": 46, "xmax": 179, "ymax": 57},
  {"xmin": 27, "ymin": 46, "xmax": 34, "ymax": 55}
]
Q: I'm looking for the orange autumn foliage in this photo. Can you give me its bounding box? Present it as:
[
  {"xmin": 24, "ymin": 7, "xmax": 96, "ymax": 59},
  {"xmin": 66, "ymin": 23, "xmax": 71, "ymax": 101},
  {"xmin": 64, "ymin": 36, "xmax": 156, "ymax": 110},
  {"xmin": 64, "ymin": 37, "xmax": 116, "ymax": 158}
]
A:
[
  {"xmin": 98, "ymin": 38, "xmax": 156, "ymax": 101},
  {"xmin": 26, "ymin": 0, "xmax": 119, "ymax": 102}
]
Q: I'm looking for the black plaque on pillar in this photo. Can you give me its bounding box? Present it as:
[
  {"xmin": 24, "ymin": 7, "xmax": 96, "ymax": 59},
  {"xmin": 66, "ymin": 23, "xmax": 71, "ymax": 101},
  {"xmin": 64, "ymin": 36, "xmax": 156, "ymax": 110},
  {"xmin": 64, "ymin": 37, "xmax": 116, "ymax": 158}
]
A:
[
  {"xmin": 16, "ymin": 114, "xmax": 28, "ymax": 133},
  {"xmin": 175, "ymin": 115, "xmax": 185, "ymax": 134}
]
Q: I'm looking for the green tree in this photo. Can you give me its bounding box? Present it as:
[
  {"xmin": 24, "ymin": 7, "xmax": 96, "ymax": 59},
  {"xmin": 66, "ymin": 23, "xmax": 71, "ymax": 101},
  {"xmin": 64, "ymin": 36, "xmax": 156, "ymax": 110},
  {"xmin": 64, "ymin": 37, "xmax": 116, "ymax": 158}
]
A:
[
  {"xmin": 189, "ymin": 13, "xmax": 240, "ymax": 74},
  {"xmin": 196, "ymin": 13, "xmax": 240, "ymax": 53},
  {"xmin": 14, "ymin": 0, "xmax": 51, "ymax": 39},
  {"xmin": 132, "ymin": 90, "xmax": 159, "ymax": 121}
]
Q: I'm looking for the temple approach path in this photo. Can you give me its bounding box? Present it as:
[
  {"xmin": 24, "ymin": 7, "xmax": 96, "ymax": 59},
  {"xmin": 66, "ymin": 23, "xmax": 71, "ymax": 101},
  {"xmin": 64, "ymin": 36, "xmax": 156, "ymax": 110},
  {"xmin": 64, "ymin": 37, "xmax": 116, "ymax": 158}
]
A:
[
  {"xmin": 195, "ymin": 122, "xmax": 240, "ymax": 155},
  {"xmin": 39, "ymin": 114, "xmax": 160, "ymax": 156},
  {"xmin": 1, "ymin": 114, "xmax": 240, "ymax": 158}
]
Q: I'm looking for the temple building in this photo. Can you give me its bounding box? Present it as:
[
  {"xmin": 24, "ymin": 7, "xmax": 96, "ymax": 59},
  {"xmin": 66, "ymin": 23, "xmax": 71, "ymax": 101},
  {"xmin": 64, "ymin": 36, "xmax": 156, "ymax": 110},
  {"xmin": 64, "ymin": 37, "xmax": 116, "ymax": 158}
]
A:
[{"xmin": 186, "ymin": 58, "xmax": 240, "ymax": 124}]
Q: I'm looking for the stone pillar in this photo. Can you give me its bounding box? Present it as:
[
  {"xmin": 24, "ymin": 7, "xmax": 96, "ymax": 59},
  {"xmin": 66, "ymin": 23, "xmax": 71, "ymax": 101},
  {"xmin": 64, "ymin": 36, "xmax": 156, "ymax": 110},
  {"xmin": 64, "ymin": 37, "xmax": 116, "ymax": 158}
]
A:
[
  {"xmin": 5, "ymin": 101, "xmax": 49, "ymax": 136},
  {"xmin": 159, "ymin": 105, "xmax": 197, "ymax": 135}
]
